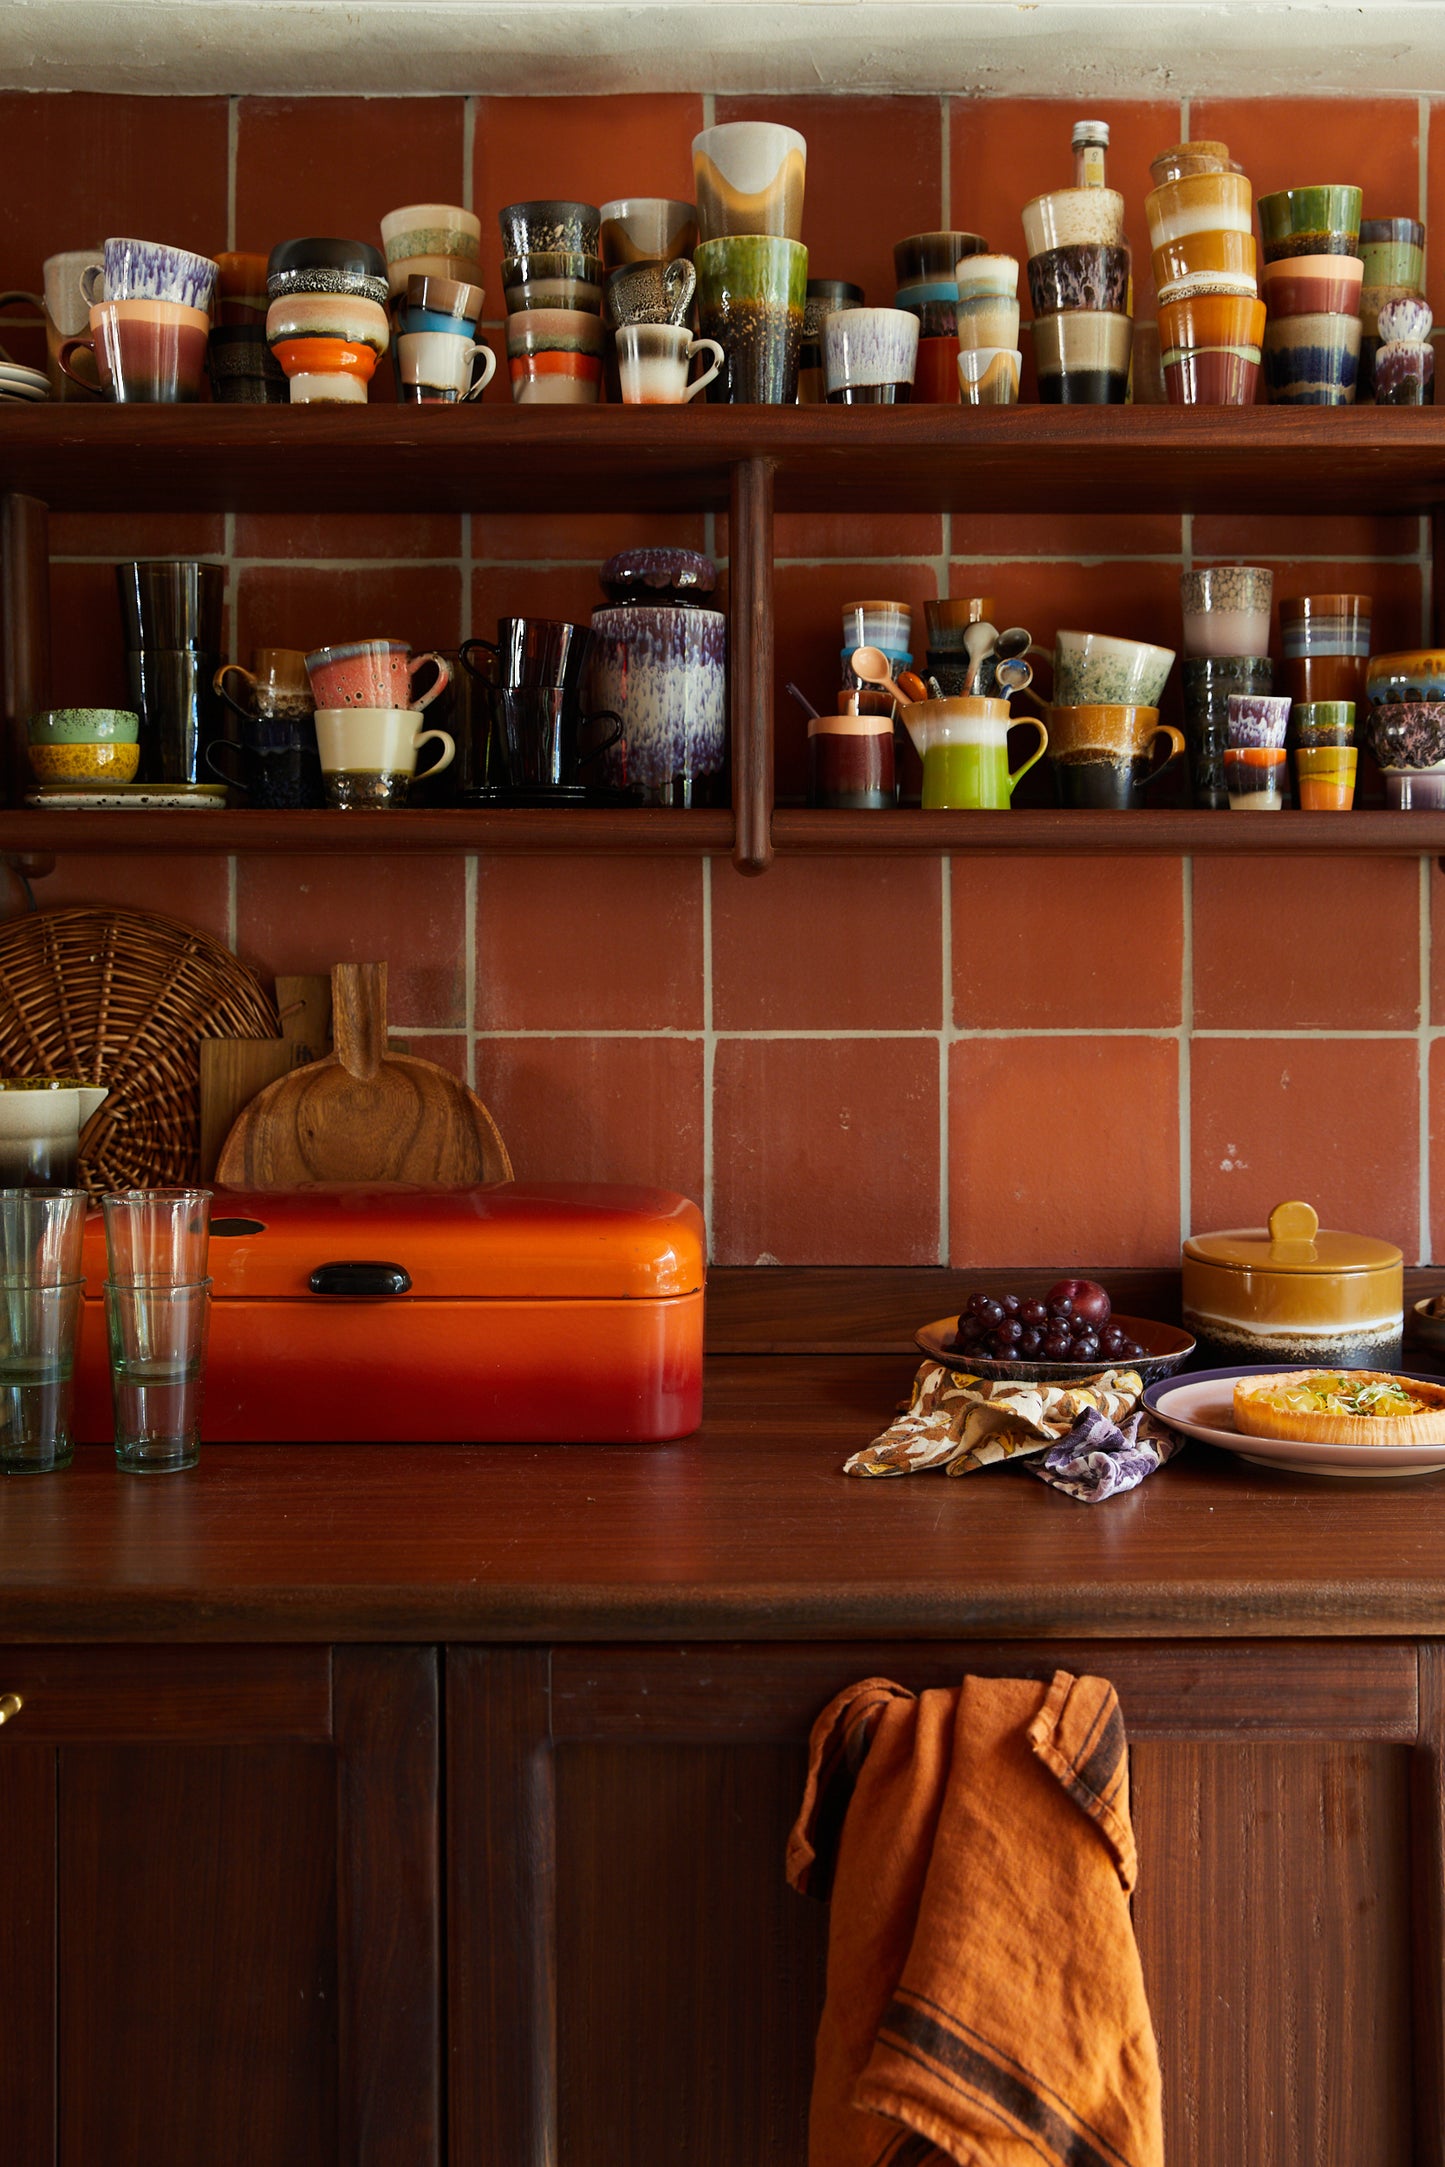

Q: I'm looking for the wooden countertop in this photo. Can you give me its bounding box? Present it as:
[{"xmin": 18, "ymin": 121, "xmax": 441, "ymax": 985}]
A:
[{"xmin": 5, "ymin": 1348, "xmax": 1445, "ymax": 1644}]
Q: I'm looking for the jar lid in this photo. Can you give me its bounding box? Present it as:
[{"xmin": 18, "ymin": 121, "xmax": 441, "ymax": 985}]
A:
[
  {"xmin": 1183, "ymin": 1199, "xmax": 1402, "ymax": 1274},
  {"xmin": 598, "ymin": 547, "xmax": 718, "ymax": 607}
]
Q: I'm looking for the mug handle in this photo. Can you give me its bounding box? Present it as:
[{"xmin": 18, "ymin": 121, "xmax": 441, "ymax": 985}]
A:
[
  {"xmin": 212, "ymin": 662, "xmax": 258, "ymax": 726},
  {"xmin": 683, "ymin": 336, "xmax": 725, "ymax": 403},
  {"xmin": 664, "ymin": 257, "xmax": 697, "ymax": 322},
  {"xmin": 1005, "ymin": 717, "xmax": 1049, "ymax": 793},
  {"xmin": 458, "ymin": 637, "xmax": 499, "ymax": 681},
  {"xmin": 78, "ymin": 263, "xmax": 105, "ymax": 310},
  {"xmin": 1139, "ymin": 723, "xmax": 1187, "ymax": 787},
  {"xmin": 413, "ymin": 726, "xmax": 455, "ymax": 780},
  {"xmin": 577, "ymin": 709, "xmax": 624, "ymax": 766},
  {"xmin": 408, "ymin": 651, "xmax": 453, "ymax": 710},
  {"xmin": 56, "ymin": 334, "xmax": 98, "ymax": 393},
  {"xmin": 205, "ymin": 741, "xmax": 249, "ymax": 790},
  {"xmin": 460, "ymin": 343, "xmax": 497, "ymax": 400}
]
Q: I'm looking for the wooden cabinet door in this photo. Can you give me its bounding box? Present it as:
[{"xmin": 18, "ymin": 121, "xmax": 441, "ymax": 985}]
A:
[
  {"xmin": 0, "ymin": 1644, "xmax": 440, "ymax": 2167},
  {"xmin": 447, "ymin": 1639, "xmax": 1444, "ymax": 2167}
]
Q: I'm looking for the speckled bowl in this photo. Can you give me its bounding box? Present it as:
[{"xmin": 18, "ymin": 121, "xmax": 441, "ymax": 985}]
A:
[
  {"xmin": 28, "ymin": 738, "xmax": 140, "ymax": 782},
  {"xmin": 1365, "ymin": 702, "xmax": 1445, "ymax": 771},
  {"xmin": 1054, "ymin": 629, "xmax": 1175, "ymax": 707},
  {"xmin": 1366, "ymin": 650, "xmax": 1445, "ymax": 706},
  {"xmin": 28, "ymin": 707, "xmax": 139, "ymax": 744}
]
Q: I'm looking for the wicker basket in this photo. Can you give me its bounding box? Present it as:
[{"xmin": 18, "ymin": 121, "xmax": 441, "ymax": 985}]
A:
[{"xmin": 0, "ymin": 908, "xmax": 279, "ymax": 1200}]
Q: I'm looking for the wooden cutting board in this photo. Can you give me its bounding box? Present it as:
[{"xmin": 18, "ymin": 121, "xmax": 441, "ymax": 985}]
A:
[{"xmin": 215, "ymin": 962, "xmax": 513, "ymax": 1189}]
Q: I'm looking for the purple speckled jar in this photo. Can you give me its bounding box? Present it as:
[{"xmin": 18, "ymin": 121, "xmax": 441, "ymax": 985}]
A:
[{"xmin": 587, "ymin": 605, "xmax": 726, "ymax": 804}]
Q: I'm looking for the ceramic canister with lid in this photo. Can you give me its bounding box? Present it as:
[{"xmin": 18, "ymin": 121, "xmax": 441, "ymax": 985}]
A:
[
  {"xmin": 1182, "ymin": 1198, "xmax": 1403, "ymax": 1368},
  {"xmin": 587, "ymin": 548, "xmax": 727, "ymax": 804}
]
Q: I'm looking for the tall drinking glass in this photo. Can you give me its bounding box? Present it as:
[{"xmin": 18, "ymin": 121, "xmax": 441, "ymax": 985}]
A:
[
  {"xmin": 0, "ymin": 1186, "xmax": 88, "ymax": 1285},
  {"xmin": 106, "ymin": 1277, "xmax": 211, "ymax": 1473},
  {"xmin": 0, "ymin": 1278, "xmax": 85, "ymax": 1474},
  {"xmin": 102, "ymin": 1188, "xmax": 211, "ymax": 1284}
]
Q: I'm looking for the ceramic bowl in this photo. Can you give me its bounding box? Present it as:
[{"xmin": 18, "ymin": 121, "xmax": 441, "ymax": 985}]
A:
[
  {"xmin": 28, "ymin": 706, "xmax": 140, "ymax": 744},
  {"xmin": 28, "ymin": 738, "xmax": 140, "ymax": 783},
  {"xmin": 1366, "ymin": 702, "xmax": 1445, "ymax": 770},
  {"xmin": 1366, "ymin": 651, "xmax": 1445, "ymax": 706},
  {"xmin": 892, "ymin": 231, "xmax": 986, "ymax": 284},
  {"xmin": 1158, "ymin": 292, "xmax": 1266, "ymax": 352},
  {"xmin": 1162, "ymin": 348, "xmax": 1261, "ymax": 406},
  {"xmin": 1151, "ymin": 226, "xmax": 1257, "ymax": 297},
  {"xmin": 1280, "ymin": 593, "xmax": 1372, "ymax": 657},
  {"xmin": 1021, "ymin": 188, "xmax": 1124, "ymax": 257},
  {"xmin": 598, "ymin": 198, "xmax": 698, "ymax": 270},
  {"xmin": 1149, "ymin": 140, "xmax": 1236, "ymax": 187},
  {"xmin": 1256, "ymin": 185, "xmax": 1363, "ymax": 261},
  {"xmin": 266, "ymin": 237, "xmax": 386, "ymax": 296},
  {"xmin": 1262, "ymin": 311, "xmax": 1361, "ymax": 403},
  {"xmin": 499, "ymin": 199, "xmax": 601, "ymax": 259},
  {"xmin": 1145, "ymin": 171, "xmax": 1253, "ymax": 247},
  {"xmin": 1054, "ymin": 630, "xmax": 1175, "ymax": 707},
  {"xmin": 1026, "ymin": 242, "xmax": 1130, "ymax": 316},
  {"xmin": 1180, "ymin": 567, "xmax": 1273, "ymax": 658},
  {"xmin": 917, "ymin": 1311, "xmax": 1195, "ymax": 1388},
  {"xmin": 1261, "ymin": 253, "xmax": 1364, "ymax": 318},
  {"xmin": 955, "ymin": 253, "xmax": 1019, "ymax": 299}
]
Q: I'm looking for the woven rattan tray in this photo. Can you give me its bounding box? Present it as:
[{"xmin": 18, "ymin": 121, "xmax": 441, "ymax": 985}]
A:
[{"xmin": 0, "ymin": 908, "xmax": 279, "ymax": 1199}]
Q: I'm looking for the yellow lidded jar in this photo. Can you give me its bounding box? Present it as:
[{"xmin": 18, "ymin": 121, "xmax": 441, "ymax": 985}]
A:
[{"xmin": 1182, "ymin": 1199, "xmax": 1403, "ymax": 1367}]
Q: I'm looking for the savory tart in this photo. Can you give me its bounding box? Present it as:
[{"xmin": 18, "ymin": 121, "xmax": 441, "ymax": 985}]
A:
[{"xmin": 1233, "ymin": 1369, "xmax": 1445, "ymax": 1448}]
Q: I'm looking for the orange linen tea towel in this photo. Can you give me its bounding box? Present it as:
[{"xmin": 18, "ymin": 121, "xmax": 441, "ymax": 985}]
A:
[{"xmin": 787, "ymin": 1671, "xmax": 1163, "ymax": 2167}]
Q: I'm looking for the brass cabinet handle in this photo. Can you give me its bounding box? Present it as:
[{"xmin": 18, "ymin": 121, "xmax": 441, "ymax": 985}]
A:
[{"xmin": 0, "ymin": 1692, "xmax": 22, "ymax": 1724}]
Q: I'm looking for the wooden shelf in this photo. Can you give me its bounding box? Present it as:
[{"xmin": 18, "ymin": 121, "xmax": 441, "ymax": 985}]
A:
[
  {"xmin": 3, "ymin": 404, "xmax": 1445, "ymax": 515},
  {"xmin": 5, "ymin": 805, "xmax": 1445, "ymax": 858}
]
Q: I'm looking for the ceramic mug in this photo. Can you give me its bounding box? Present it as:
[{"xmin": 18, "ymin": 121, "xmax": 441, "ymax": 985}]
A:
[
  {"xmin": 695, "ymin": 235, "xmax": 808, "ymax": 404},
  {"xmin": 822, "ymin": 305, "xmax": 919, "ymax": 404},
  {"xmin": 214, "ymin": 649, "xmax": 315, "ymax": 726},
  {"xmin": 40, "ymin": 247, "xmax": 102, "ymax": 397},
  {"xmin": 1046, "ymin": 705, "xmax": 1186, "ymax": 807},
  {"xmin": 306, "ymin": 640, "xmax": 451, "ymax": 711},
  {"xmin": 603, "ymin": 255, "xmax": 697, "ymax": 329},
  {"xmin": 59, "ymin": 299, "xmax": 210, "ymax": 403},
  {"xmin": 899, "ymin": 695, "xmax": 1048, "ymax": 809},
  {"xmin": 599, "ymin": 198, "xmax": 699, "ymax": 270},
  {"xmin": 615, "ymin": 323, "xmax": 723, "ymax": 405},
  {"xmin": 79, "ymin": 237, "xmax": 218, "ymax": 312},
  {"xmin": 692, "ymin": 121, "xmax": 806, "ymax": 243},
  {"xmin": 313, "ymin": 706, "xmax": 455, "ymax": 808},
  {"xmin": 1053, "ymin": 631, "xmax": 1175, "ymax": 707},
  {"xmin": 506, "ymin": 307, "xmax": 604, "ymax": 404},
  {"xmin": 395, "ymin": 330, "xmax": 496, "ymax": 403},
  {"xmin": 207, "ymin": 715, "xmax": 325, "ymax": 809}
]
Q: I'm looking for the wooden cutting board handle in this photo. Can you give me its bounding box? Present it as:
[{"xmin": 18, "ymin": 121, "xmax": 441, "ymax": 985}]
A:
[{"xmin": 333, "ymin": 963, "xmax": 386, "ymax": 1083}]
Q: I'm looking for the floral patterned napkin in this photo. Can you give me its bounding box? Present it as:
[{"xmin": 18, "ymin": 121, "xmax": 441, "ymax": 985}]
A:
[{"xmin": 845, "ymin": 1362, "xmax": 1184, "ymax": 1503}]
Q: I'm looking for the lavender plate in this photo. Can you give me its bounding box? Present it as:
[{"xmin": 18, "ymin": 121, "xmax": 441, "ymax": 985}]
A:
[{"xmin": 916, "ymin": 1312, "xmax": 1194, "ymax": 1387}]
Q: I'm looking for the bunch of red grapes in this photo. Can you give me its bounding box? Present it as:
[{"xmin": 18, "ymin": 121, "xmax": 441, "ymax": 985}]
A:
[{"xmin": 949, "ymin": 1278, "xmax": 1146, "ymax": 1367}]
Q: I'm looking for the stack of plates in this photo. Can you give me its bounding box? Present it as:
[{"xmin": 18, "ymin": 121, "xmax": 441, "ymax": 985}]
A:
[{"xmin": 0, "ymin": 362, "xmax": 50, "ymax": 404}]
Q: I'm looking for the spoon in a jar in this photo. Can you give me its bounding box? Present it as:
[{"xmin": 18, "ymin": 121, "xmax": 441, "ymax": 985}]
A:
[{"xmin": 850, "ymin": 645, "xmax": 916, "ymax": 706}]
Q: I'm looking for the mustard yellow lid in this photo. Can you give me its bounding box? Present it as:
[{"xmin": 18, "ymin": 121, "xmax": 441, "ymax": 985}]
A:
[{"xmin": 1183, "ymin": 1199, "xmax": 1401, "ymax": 1275}]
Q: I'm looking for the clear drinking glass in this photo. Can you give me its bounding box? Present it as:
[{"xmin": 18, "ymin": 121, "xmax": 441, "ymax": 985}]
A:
[
  {"xmin": 0, "ymin": 1186, "xmax": 88, "ymax": 1286},
  {"xmin": 102, "ymin": 1188, "xmax": 211, "ymax": 1285},
  {"xmin": 0, "ymin": 1278, "xmax": 85, "ymax": 1474},
  {"xmin": 106, "ymin": 1277, "xmax": 211, "ymax": 1473}
]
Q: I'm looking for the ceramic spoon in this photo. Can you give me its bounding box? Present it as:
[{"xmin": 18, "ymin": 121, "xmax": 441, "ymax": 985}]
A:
[
  {"xmin": 994, "ymin": 627, "xmax": 1032, "ymax": 662},
  {"xmin": 993, "ymin": 656, "xmax": 1034, "ymax": 697},
  {"xmin": 850, "ymin": 645, "xmax": 916, "ymax": 706},
  {"xmin": 962, "ymin": 619, "xmax": 998, "ymax": 695}
]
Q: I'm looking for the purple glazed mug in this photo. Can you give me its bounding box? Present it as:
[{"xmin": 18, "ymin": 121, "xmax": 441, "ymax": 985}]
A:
[{"xmin": 305, "ymin": 639, "xmax": 451, "ymax": 711}]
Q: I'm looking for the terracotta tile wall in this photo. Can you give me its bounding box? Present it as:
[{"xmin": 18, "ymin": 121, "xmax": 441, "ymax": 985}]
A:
[{"xmin": 4, "ymin": 87, "xmax": 1443, "ymax": 1264}]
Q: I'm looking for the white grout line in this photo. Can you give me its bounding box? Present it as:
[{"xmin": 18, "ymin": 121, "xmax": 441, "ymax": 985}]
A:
[
  {"xmin": 938, "ymin": 853, "xmax": 951, "ymax": 1265},
  {"xmin": 226, "ymin": 98, "xmax": 238, "ymax": 253},
  {"xmin": 1422, "ymin": 850, "xmax": 1434, "ymax": 1263},
  {"xmin": 1179, "ymin": 855, "xmax": 1193, "ymax": 1245},
  {"xmin": 467, "ymin": 1023, "xmax": 1434, "ymax": 1043},
  {"xmin": 940, "ymin": 93, "xmax": 951, "ymax": 228},
  {"xmin": 462, "ymin": 95, "xmax": 477, "ymax": 213},
  {"xmin": 1421, "ymin": 93, "xmax": 1431, "ymax": 234},
  {"xmin": 701, "ymin": 855, "xmax": 715, "ymax": 1263},
  {"xmin": 702, "ymin": 90, "xmax": 716, "ymax": 128}
]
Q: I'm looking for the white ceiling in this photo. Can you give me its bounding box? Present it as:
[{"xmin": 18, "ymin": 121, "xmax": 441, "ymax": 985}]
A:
[{"xmin": 2, "ymin": 0, "xmax": 1442, "ymax": 98}]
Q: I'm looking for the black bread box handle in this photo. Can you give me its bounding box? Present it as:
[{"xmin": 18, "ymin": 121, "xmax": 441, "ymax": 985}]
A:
[{"xmin": 308, "ymin": 1261, "xmax": 413, "ymax": 1298}]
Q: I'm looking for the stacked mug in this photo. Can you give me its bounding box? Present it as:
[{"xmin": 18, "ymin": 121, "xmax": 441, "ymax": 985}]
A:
[
  {"xmin": 208, "ymin": 251, "xmax": 286, "ymax": 404},
  {"xmin": 1363, "ymin": 649, "xmax": 1445, "ymax": 810},
  {"xmin": 1023, "ymin": 182, "xmax": 1130, "ymax": 402},
  {"xmin": 391, "ymin": 269, "xmax": 492, "ymax": 405},
  {"xmin": 304, "ymin": 641, "xmax": 454, "ymax": 808},
  {"xmin": 501, "ymin": 200, "xmax": 605, "ymax": 404},
  {"xmin": 1045, "ymin": 631, "xmax": 1180, "ymax": 809},
  {"xmin": 893, "ymin": 230, "xmax": 986, "ymax": 403},
  {"xmin": 600, "ymin": 198, "xmax": 720, "ymax": 406},
  {"xmin": 1259, "ymin": 186, "xmax": 1363, "ymax": 404},
  {"xmin": 60, "ymin": 237, "xmax": 217, "ymax": 403},
  {"xmin": 1359, "ymin": 217, "xmax": 1427, "ymax": 400},
  {"xmin": 587, "ymin": 548, "xmax": 727, "ymax": 805},
  {"xmin": 1179, "ymin": 566, "xmax": 1274, "ymax": 808},
  {"xmin": 212, "ymin": 648, "xmax": 324, "ymax": 808},
  {"xmin": 956, "ymin": 255, "xmax": 1021, "ymax": 406},
  {"xmin": 264, "ymin": 238, "xmax": 389, "ymax": 404},
  {"xmin": 798, "ymin": 279, "xmax": 863, "ymax": 404},
  {"xmin": 459, "ymin": 619, "xmax": 621, "ymax": 803},
  {"xmin": 693, "ymin": 121, "xmax": 808, "ymax": 402},
  {"xmin": 1148, "ymin": 142, "xmax": 1263, "ymax": 405},
  {"xmin": 118, "ymin": 558, "xmax": 225, "ymax": 791}
]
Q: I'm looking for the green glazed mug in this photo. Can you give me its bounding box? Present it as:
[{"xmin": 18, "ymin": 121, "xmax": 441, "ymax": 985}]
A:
[
  {"xmin": 900, "ymin": 695, "xmax": 1049, "ymax": 809},
  {"xmin": 694, "ymin": 235, "xmax": 807, "ymax": 403}
]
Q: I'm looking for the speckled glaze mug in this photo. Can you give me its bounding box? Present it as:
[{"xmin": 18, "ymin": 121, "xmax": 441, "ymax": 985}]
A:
[
  {"xmin": 822, "ymin": 305, "xmax": 919, "ymax": 404},
  {"xmin": 695, "ymin": 235, "xmax": 807, "ymax": 403},
  {"xmin": 305, "ymin": 640, "xmax": 451, "ymax": 711},
  {"xmin": 1053, "ymin": 631, "xmax": 1176, "ymax": 707}
]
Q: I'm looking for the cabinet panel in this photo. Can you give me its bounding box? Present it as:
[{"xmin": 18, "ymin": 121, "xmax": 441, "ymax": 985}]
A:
[
  {"xmin": 0, "ymin": 1745, "xmax": 54, "ymax": 2162},
  {"xmin": 1130, "ymin": 1742, "xmax": 1413, "ymax": 2167}
]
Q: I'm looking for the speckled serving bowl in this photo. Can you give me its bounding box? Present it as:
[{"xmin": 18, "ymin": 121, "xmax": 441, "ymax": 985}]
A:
[
  {"xmin": 1365, "ymin": 701, "xmax": 1445, "ymax": 771},
  {"xmin": 28, "ymin": 706, "xmax": 139, "ymax": 744},
  {"xmin": 1366, "ymin": 650, "xmax": 1445, "ymax": 706},
  {"xmin": 28, "ymin": 737, "xmax": 140, "ymax": 782}
]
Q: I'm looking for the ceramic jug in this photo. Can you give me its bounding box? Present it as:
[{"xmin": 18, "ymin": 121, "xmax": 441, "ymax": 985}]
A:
[
  {"xmin": 0, "ymin": 1079, "xmax": 107, "ymax": 1186},
  {"xmin": 899, "ymin": 695, "xmax": 1048, "ymax": 809}
]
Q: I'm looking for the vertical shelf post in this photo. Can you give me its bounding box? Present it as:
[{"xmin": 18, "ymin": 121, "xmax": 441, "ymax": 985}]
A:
[
  {"xmin": 729, "ymin": 455, "xmax": 776, "ymax": 874},
  {"xmin": 2, "ymin": 491, "xmax": 50, "ymax": 809}
]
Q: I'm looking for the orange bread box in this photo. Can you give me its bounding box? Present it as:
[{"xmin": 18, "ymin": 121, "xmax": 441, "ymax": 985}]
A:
[{"xmin": 74, "ymin": 1183, "xmax": 705, "ymax": 1444}]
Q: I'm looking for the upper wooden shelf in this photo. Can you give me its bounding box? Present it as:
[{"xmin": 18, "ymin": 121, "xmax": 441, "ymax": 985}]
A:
[{"xmin": 5, "ymin": 405, "xmax": 1445, "ymax": 517}]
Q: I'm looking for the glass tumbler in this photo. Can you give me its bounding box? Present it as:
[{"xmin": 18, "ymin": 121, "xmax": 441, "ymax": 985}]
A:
[
  {"xmin": 102, "ymin": 1188, "xmax": 211, "ymax": 1284},
  {"xmin": 0, "ymin": 1186, "xmax": 88, "ymax": 1286},
  {"xmin": 106, "ymin": 1277, "xmax": 212, "ymax": 1473},
  {"xmin": 0, "ymin": 1278, "xmax": 86, "ymax": 1474}
]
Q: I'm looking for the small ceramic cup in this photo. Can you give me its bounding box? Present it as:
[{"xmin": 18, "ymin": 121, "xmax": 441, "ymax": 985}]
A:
[
  {"xmin": 1226, "ymin": 693, "xmax": 1292, "ymax": 749},
  {"xmin": 615, "ymin": 323, "xmax": 723, "ymax": 404},
  {"xmin": 1262, "ymin": 311, "xmax": 1361, "ymax": 404},
  {"xmin": 1033, "ymin": 310, "xmax": 1132, "ymax": 403},
  {"xmin": 313, "ymin": 706, "xmax": 455, "ymax": 809},
  {"xmin": 401, "ymin": 271, "xmax": 485, "ymax": 332},
  {"xmin": 1290, "ymin": 699, "xmax": 1355, "ymax": 747},
  {"xmin": 382, "ymin": 203, "xmax": 483, "ymax": 293},
  {"xmin": 214, "ymin": 649, "xmax": 314, "ymax": 726},
  {"xmin": 955, "ymin": 294, "xmax": 1021, "ymax": 351},
  {"xmin": 1179, "ymin": 567, "xmax": 1273, "ymax": 659},
  {"xmin": 957, "ymin": 347, "xmax": 1021, "ymax": 405},
  {"xmin": 1294, "ymin": 744, "xmax": 1358, "ymax": 809},
  {"xmin": 207, "ymin": 325, "xmax": 288, "ymax": 405},
  {"xmin": 822, "ymin": 305, "xmax": 919, "ymax": 403},
  {"xmin": 599, "ymin": 198, "xmax": 699, "ymax": 270},
  {"xmin": 395, "ymin": 331, "xmax": 496, "ymax": 403},
  {"xmin": 603, "ymin": 256, "xmax": 696, "ymax": 329},
  {"xmin": 1021, "ymin": 189, "xmax": 1125, "ymax": 256},
  {"xmin": 306, "ymin": 641, "xmax": 451, "ymax": 711},
  {"xmin": 1260, "ymin": 253, "xmax": 1363, "ymax": 319},
  {"xmin": 506, "ymin": 308, "xmax": 604, "ymax": 404},
  {"xmin": 498, "ymin": 200, "xmax": 601, "ymax": 259},
  {"xmin": 955, "ymin": 252, "xmax": 1019, "ymax": 299},
  {"xmin": 79, "ymin": 237, "xmax": 218, "ymax": 311},
  {"xmin": 59, "ymin": 299, "xmax": 210, "ymax": 403},
  {"xmin": 1145, "ymin": 172, "xmax": 1254, "ymax": 248},
  {"xmin": 1151, "ymin": 227, "xmax": 1258, "ymax": 299},
  {"xmin": 693, "ymin": 121, "xmax": 806, "ymax": 243},
  {"xmin": 842, "ymin": 601, "xmax": 912, "ymax": 653},
  {"xmin": 925, "ymin": 597, "xmax": 998, "ymax": 651},
  {"xmin": 1054, "ymin": 630, "xmax": 1175, "ymax": 707},
  {"xmin": 807, "ymin": 713, "xmax": 896, "ymax": 809},
  {"xmin": 1359, "ymin": 217, "xmax": 1426, "ymax": 293},
  {"xmin": 1224, "ymin": 746, "xmax": 1288, "ymax": 809},
  {"xmin": 1256, "ymin": 185, "xmax": 1364, "ymax": 261},
  {"xmin": 1027, "ymin": 243, "xmax": 1130, "ymax": 316},
  {"xmin": 501, "ymin": 250, "xmax": 605, "ymax": 315}
]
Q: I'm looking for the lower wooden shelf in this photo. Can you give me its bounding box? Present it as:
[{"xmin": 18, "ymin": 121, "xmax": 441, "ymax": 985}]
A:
[{"xmin": 2, "ymin": 804, "xmax": 1443, "ymax": 858}]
